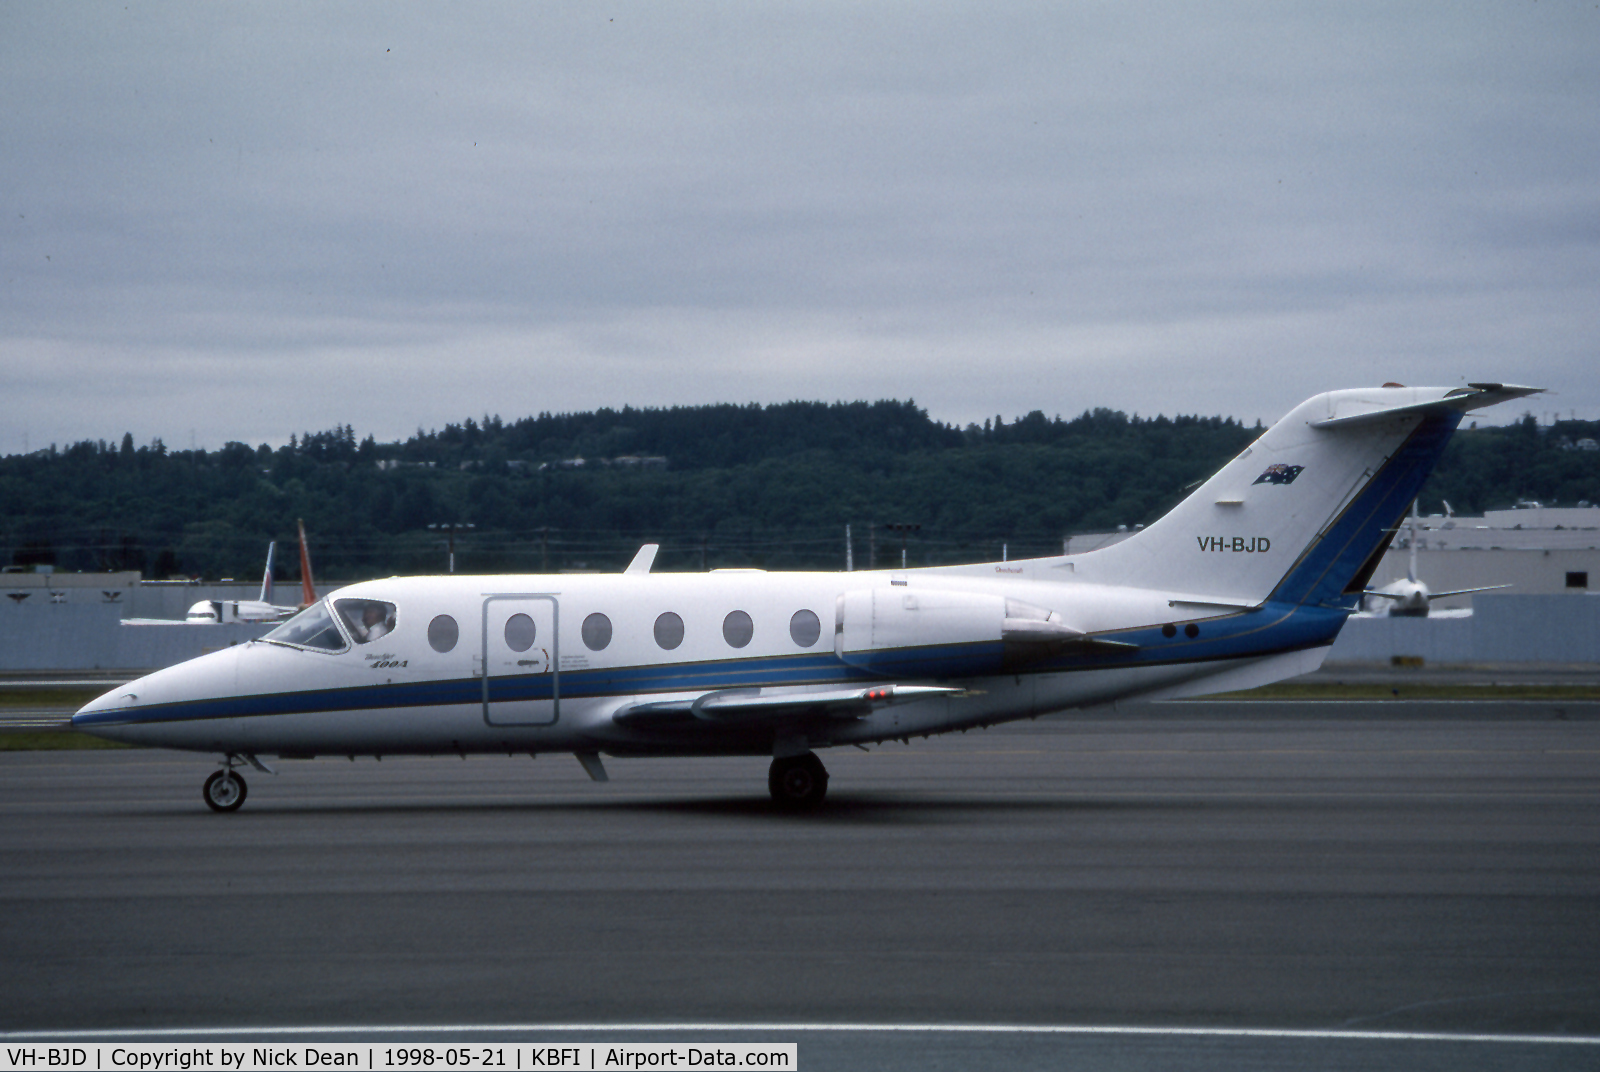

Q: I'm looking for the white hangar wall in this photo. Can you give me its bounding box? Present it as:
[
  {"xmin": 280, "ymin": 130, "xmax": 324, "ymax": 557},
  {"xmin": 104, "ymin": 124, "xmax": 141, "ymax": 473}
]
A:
[{"xmin": 1330, "ymin": 594, "xmax": 1600, "ymax": 665}]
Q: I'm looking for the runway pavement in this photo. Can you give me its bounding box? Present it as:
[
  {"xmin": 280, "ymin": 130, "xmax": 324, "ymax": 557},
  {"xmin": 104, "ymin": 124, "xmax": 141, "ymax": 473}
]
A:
[{"xmin": 3, "ymin": 708, "xmax": 1599, "ymax": 1070}]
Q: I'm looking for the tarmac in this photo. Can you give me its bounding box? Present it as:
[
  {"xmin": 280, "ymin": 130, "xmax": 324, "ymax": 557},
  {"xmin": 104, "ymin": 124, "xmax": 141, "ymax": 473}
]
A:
[{"xmin": 3, "ymin": 692, "xmax": 1598, "ymax": 1070}]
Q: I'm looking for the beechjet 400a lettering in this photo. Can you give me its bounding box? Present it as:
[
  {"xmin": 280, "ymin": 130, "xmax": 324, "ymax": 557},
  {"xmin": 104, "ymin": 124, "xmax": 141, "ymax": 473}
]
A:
[{"xmin": 74, "ymin": 383, "xmax": 1537, "ymax": 811}]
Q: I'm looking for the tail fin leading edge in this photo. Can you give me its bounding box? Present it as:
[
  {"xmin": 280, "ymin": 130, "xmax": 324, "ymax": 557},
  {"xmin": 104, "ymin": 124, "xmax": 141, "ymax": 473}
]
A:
[{"xmin": 259, "ymin": 541, "xmax": 276, "ymax": 604}]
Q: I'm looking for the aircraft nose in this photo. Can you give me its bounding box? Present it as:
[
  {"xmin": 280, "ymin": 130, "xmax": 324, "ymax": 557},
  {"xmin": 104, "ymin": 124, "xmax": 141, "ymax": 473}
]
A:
[{"xmin": 72, "ymin": 680, "xmax": 146, "ymax": 732}]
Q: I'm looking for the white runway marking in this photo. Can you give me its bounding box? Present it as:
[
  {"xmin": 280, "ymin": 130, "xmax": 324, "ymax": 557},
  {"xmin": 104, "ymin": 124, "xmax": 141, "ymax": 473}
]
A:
[{"xmin": 5, "ymin": 1023, "xmax": 1598, "ymax": 1046}]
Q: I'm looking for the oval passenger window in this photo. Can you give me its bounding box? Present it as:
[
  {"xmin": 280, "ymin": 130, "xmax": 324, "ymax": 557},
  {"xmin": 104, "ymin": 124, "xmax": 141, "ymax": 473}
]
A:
[
  {"xmin": 789, "ymin": 609, "xmax": 821, "ymax": 647},
  {"xmin": 504, "ymin": 613, "xmax": 536, "ymax": 652},
  {"xmin": 582, "ymin": 612, "xmax": 613, "ymax": 651},
  {"xmin": 654, "ymin": 611, "xmax": 684, "ymax": 650},
  {"xmin": 428, "ymin": 614, "xmax": 459, "ymax": 653},
  {"xmin": 723, "ymin": 610, "xmax": 753, "ymax": 649}
]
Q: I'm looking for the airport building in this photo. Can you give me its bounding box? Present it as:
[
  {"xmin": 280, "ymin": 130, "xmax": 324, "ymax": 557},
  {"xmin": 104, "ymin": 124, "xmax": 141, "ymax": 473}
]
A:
[
  {"xmin": 0, "ymin": 570, "xmax": 316, "ymax": 672},
  {"xmin": 1364, "ymin": 505, "xmax": 1598, "ymax": 609}
]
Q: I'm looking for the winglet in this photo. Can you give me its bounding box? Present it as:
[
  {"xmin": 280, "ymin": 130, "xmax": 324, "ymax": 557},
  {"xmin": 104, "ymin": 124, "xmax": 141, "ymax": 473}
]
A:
[{"xmin": 625, "ymin": 544, "xmax": 659, "ymax": 574}]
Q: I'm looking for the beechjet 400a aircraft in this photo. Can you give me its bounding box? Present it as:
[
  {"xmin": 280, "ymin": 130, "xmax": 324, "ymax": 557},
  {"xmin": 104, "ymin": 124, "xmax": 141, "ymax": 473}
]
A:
[{"xmin": 74, "ymin": 383, "xmax": 1537, "ymax": 811}]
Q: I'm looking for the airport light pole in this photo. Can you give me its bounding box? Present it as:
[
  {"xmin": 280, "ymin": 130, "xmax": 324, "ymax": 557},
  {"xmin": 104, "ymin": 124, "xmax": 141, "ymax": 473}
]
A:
[
  {"xmin": 882, "ymin": 523, "xmax": 921, "ymax": 569},
  {"xmin": 428, "ymin": 522, "xmax": 475, "ymax": 574}
]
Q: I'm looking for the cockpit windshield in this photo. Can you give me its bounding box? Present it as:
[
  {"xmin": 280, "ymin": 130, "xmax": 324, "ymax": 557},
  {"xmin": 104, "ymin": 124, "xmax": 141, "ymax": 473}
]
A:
[
  {"xmin": 335, "ymin": 598, "xmax": 397, "ymax": 645},
  {"xmin": 262, "ymin": 600, "xmax": 347, "ymax": 651}
]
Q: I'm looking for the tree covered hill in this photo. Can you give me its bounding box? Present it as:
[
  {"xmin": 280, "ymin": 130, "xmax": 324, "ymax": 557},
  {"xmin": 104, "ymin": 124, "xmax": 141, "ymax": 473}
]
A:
[{"xmin": 1, "ymin": 402, "xmax": 1595, "ymax": 582}]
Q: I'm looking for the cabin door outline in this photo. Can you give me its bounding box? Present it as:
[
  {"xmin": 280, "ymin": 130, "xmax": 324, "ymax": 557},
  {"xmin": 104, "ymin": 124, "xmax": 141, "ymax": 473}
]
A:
[{"xmin": 480, "ymin": 592, "xmax": 560, "ymax": 726}]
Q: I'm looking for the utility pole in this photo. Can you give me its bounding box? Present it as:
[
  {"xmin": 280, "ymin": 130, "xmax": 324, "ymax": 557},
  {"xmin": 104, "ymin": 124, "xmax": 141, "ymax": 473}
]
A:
[
  {"xmin": 533, "ymin": 526, "xmax": 553, "ymax": 573},
  {"xmin": 845, "ymin": 524, "xmax": 853, "ymax": 572}
]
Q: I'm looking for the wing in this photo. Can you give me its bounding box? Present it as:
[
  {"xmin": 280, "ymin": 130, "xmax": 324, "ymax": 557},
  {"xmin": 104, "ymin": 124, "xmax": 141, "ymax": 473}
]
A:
[
  {"xmin": 613, "ymin": 682, "xmax": 962, "ymax": 729},
  {"xmin": 1363, "ymin": 584, "xmax": 1511, "ymax": 600},
  {"xmin": 1427, "ymin": 584, "xmax": 1513, "ymax": 599}
]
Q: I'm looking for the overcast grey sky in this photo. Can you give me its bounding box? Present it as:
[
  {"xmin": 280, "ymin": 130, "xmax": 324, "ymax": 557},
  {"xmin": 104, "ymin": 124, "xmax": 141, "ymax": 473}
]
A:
[{"xmin": 3, "ymin": 2, "xmax": 1595, "ymax": 452}]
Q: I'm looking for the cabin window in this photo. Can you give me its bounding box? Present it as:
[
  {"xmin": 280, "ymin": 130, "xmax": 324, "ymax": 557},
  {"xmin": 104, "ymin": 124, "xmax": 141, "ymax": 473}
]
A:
[
  {"xmin": 723, "ymin": 610, "xmax": 754, "ymax": 649},
  {"xmin": 263, "ymin": 601, "xmax": 347, "ymax": 652},
  {"xmin": 427, "ymin": 614, "xmax": 459, "ymax": 653},
  {"xmin": 335, "ymin": 599, "xmax": 397, "ymax": 644},
  {"xmin": 582, "ymin": 612, "xmax": 613, "ymax": 651},
  {"xmin": 654, "ymin": 611, "xmax": 684, "ymax": 650},
  {"xmin": 1568, "ymin": 572, "xmax": 1589, "ymax": 589},
  {"xmin": 789, "ymin": 609, "xmax": 821, "ymax": 647},
  {"xmin": 504, "ymin": 613, "xmax": 537, "ymax": 652}
]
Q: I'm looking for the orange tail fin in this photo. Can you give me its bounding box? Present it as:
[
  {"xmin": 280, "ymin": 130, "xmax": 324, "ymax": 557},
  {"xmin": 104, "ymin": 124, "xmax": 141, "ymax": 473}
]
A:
[{"xmin": 297, "ymin": 519, "xmax": 316, "ymax": 607}]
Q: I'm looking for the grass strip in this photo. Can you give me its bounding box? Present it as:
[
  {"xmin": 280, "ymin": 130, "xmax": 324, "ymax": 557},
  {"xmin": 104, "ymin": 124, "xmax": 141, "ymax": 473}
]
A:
[
  {"xmin": 0, "ymin": 687, "xmax": 110, "ymax": 708},
  {"xmin": 0, "ymin": 730, "xmax": 134, "ymax": 750}
]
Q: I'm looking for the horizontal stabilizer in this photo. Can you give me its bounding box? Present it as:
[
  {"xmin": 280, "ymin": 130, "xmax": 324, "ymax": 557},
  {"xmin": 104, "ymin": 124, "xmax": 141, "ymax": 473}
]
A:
[
  {"xmin": 1312, "ymin": 383, "xmax": 1541, "ymax": 429},
  {"xmin": 613, "ymin": 683, "xmax": 961, "ymax": 728}
]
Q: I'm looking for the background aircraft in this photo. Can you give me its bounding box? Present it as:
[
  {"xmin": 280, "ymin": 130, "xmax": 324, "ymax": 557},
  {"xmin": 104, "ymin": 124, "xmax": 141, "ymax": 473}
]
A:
[
  {"xmin": 1360, "ymin": 501, "xmax": 1511, "ymax": 617},
  {"xmin": 127, "ymin": 521, "xmax": 320, "ymax": 626},
  {"xmin": 74, "ymin": 383, "xmax": 1538, "ymax": 811}
]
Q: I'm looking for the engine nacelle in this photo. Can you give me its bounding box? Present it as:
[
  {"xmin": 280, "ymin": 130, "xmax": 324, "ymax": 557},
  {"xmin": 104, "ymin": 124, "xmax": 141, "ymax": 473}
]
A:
[{"xmin": 834, "ymin": 588, "xmax": 1084, "ymax": 677}]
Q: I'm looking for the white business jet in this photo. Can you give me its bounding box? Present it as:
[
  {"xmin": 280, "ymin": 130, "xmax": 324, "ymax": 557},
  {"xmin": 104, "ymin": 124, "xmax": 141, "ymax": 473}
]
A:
[{"xmin": 74, "ymin": 383, "xmax": 1537, "ymax": 811}]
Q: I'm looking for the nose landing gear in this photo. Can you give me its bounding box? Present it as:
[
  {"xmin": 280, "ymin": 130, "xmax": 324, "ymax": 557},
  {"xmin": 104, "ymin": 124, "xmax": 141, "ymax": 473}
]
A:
[
  {"xmin": 768, "ymin": 751, "xmax": 829, "ymax": 809},
  {"xmin": 203, "ymin": 767, "xmax": 248, "ymax": 812}
]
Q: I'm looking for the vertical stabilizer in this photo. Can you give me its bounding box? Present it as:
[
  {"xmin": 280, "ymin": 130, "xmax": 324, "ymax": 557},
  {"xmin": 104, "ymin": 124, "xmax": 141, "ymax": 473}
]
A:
[
  {"xmin": 297, "ymin": 520, "xmax": 316, "ymax": 607},
  {"xmin": 259, "ymin": 541, "xmax": 276, "ymax": 603},
  {"xmin": 1406, "ymin": 501, "xmax": 1420, "ymax": 584},
  {"xmin": 1072, "ymin": 384, "xmax": 1537, "ymax": 608}
]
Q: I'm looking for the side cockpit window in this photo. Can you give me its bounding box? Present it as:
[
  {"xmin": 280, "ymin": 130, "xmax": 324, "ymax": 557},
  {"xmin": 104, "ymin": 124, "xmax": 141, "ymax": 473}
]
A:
[
  {"xmin": 263, "ymin": 600, "xmax": 347, "ymax": 652},
  {"xmin": 335, "ymin": 598, "xmax": 397, "ymax": 645}
]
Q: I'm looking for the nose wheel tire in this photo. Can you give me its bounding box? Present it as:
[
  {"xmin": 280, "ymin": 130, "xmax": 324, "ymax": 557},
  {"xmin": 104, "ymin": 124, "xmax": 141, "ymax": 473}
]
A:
[
  {"xmin": 203, "ymin": 769, "xmax": 248, "ymax": 812},
  {"xmin": 769, "ymin": 752, "xmax": 829, "ymax": 809}
]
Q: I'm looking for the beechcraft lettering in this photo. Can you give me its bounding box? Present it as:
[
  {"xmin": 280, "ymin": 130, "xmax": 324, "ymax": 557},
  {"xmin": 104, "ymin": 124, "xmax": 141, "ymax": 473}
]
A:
[
  {"xmin": 72, "ymin": 382, "xmax": 1540, "ymax": 811},
  {"xmin": 1196, "ymin": 536, "xmax": 1272, "ymax": 553}
]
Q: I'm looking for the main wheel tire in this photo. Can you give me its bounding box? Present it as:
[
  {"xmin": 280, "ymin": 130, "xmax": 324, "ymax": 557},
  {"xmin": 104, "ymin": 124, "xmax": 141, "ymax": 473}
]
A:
[
  {"xmin": 203, "ymin": 769, "xmax": 248, "ymax": 812},
  {"xmin": 768, "ymin": 752, "xmax": 828, "ymax": 809}
]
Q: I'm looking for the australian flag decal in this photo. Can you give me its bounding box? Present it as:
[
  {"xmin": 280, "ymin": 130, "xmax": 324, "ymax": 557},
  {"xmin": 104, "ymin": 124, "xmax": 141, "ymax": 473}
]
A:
[{"xmin": 1253, "ymin": 463, "xmax": 1304, "ymax": 486}]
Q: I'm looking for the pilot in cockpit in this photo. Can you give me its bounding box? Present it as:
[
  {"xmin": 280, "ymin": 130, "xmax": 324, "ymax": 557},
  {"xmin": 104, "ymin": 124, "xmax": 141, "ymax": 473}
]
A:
[
  {"xmin": 336, "ymin": 598, "xmax": 396, "ymax": 644},
  {"xmin": 360, "ymin": 604, "xmax": 390, "ymax": 642}
]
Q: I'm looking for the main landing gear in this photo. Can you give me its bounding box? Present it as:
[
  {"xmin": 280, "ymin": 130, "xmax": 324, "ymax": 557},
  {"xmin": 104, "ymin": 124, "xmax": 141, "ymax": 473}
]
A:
[
  {"xmin": 768, "ymin": 751, "xmax": 829, "ymax": 809},
  {"xmin": 203, "ymin": 768, "xmax": 247, "ymax": 812}
]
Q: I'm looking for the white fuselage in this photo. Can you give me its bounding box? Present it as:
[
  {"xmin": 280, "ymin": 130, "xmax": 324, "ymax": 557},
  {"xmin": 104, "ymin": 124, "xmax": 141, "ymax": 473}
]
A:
[{"xmin": 73, "ymin": 565, "xmax": 1327, "ymax": 758}]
